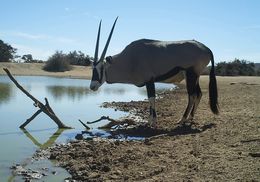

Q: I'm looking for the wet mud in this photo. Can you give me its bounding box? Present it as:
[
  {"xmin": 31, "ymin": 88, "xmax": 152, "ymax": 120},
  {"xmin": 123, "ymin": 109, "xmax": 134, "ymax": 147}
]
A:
[{"xmin": 37, "ymin": 76, "xmax": 260, "ymax": 181}]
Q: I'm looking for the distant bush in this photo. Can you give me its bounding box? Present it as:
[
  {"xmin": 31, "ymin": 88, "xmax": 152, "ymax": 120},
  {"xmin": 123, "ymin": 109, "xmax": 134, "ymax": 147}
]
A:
[
  {"xmin": 43, "ymin": 51, "xmax": 72, "ymax": 72},
  {"xmin": 256, "ymin": 68, "xmax": 260, "ymax": 76},
  {"xmin": 22, "ymin": 54, "xmax": 44, "ymax": 63},
  {"xmin": 255, "ymin": 63, "xmax": 260, "ymax": 76},
  {"xmin": 215, "ymin": 59, "xmax": 256, "ymax": 76},
  {"xmin": 67, "ymin": 50, "xmax": 92, "ymax": 66}
]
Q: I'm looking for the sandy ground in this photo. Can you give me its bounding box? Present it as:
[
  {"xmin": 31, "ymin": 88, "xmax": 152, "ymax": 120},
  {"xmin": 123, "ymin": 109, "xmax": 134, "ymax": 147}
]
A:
[
  {"xmin": 0, "ymin": 62, "xmax": 92, "ymax": 79},
  {"xmin": 34, "ymin": 75, "xmax": 260, "ymax": 181}
]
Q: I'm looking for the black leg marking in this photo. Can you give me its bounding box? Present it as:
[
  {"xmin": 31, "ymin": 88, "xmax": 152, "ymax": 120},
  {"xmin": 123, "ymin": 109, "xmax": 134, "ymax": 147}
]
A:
[
  {"xmin": 146, "ymin": 81, "xmax": 157, "ymax": 126},
  {"xmin": 150, "ymin": 106, "xmax": 157, "ymax": 118},
  {"xmin": 190, "ymin": 82, "xmax": 202, "ymax": 119},
  {"xmin": 181, "ymin": 69, "xmax": 199, "ymax": 122},
  {"xmin": 146, "ymin": 81, "xmax": 155, "ymax": 98}
]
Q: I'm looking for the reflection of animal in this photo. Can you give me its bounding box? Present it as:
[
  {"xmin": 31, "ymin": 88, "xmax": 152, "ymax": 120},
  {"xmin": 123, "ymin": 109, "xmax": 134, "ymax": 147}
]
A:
[{"xmin": 90, "ymin": 17, "xmax": 219, "ymax": 126}]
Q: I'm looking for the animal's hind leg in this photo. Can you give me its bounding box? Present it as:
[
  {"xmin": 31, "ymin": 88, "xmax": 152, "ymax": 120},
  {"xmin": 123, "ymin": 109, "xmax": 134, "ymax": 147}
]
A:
[
  {"xmin": 178, "ymin": 69, "xmax": 199, "ymax": 124},
  {"xmin": 146, "ymin": 81, "xmax": 157, "ymax": 127},
  {"xmin": 189, "ymin": 82, "xmax": 202, "ymax": 121}
]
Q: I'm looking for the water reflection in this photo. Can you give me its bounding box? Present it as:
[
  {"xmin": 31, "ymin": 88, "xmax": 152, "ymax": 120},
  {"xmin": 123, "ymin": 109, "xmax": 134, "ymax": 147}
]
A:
[
  {"xmin": 46, "ymin": 85, "xmax": 97, "ymax": 101},
  {"xmin": 0, "ymin": 83, "xmax": 13, "ymax": 105},
  {"xmin": 102, "ymin": 87, "xmax": 127, "ymax": 95},
  {"xmin": 21, "ymin": 128, "xmax": 66, "ymax": 149},
  {"xmin": 0, "ymin": 76, "xmax": 176, "ymax": 181},
  {"xmin": 7, "ymin": 128, "xmax": 70, "ymax": 181}
]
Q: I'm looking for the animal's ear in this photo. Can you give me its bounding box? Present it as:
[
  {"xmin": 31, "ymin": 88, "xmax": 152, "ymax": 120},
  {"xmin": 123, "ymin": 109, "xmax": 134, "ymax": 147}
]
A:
[{"xmin": 105, "ymin": 56, "xmax": 113, "ymax": 64}]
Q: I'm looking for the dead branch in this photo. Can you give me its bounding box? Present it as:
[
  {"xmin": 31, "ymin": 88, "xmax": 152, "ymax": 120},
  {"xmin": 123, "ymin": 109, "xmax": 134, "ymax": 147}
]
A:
[
  {"xmin": 78, "ymin": 119, "xmax": 90, "ymax": 130},
  {"xmin": 79, "ymin": 116, "xmax": 137, "ymax": 130},
  {"xmin": 3, "ymin": 68, "xmax": 71, "ymax": 129},
  {"xmin": 99, "ymin": 118, "xmax": 136, "ymax": 129},
  {"xmin": 86, "ymin": 116, "xmax": 111, "ymax": 124},
  {"xmin": 20, "ymin": 110, "xmax": 42, "ymax": 128}
]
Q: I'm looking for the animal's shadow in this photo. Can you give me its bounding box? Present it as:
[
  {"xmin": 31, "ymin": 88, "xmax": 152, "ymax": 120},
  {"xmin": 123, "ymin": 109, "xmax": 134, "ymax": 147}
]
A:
[{"xmin": 76, "ymin": 122, "xmax": 216, "ymax": 140}]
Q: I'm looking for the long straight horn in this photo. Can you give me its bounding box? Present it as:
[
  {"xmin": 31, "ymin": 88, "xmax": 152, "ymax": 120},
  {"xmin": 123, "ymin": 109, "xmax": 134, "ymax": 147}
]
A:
[
  {"xmin": 99, "ymin": 17, "xmax": 118, "ymax": 62},
  {"xmin": 94, "ymin": 20, "xmax": 102, "ymax": 63}
]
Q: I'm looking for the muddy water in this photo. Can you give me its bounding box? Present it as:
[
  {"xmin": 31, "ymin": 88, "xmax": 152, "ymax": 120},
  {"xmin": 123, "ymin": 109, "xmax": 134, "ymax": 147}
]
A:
[{"xmin": 0, "ymin": 76, "xmax": 174, "ymax": 181}]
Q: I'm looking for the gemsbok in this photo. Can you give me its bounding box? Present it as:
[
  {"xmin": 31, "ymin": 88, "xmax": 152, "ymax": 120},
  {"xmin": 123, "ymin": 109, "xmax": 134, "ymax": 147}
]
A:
[{"xmin": 90, "ymin": 17, "xmax": 219, "ymax": 127}]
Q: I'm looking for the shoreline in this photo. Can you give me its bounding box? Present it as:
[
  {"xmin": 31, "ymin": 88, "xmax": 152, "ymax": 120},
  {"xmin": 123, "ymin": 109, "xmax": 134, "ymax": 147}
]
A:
[
  {"xmin": 37, "ymin": 76, "xmax": 260, "ymax": 181},
  {"xmin": 1, "ymin": 62, "xmax": 260, "ymax": 181},
  {"xmin": 0, "ymin": 62, "xmax": 92, "ymax": 79}
]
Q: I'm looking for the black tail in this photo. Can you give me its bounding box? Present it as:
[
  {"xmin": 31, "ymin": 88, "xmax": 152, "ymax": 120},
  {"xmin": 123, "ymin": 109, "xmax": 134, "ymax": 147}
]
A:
[{"xmin": 209, "ymin": 50, "xmax": 219, "ymax": 114}]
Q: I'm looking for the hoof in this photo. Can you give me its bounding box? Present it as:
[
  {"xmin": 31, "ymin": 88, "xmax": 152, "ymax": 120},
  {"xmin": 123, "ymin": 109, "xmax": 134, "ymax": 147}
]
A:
[
  {"xmin": 148, "ymin": 117, "xmax": 157, "ymax": 128},
  {"xmin": 177, "ymin": 118, "xmax": 194, "ymax": 126},
  {"xmin": 177, "ymin": 118, "xmax": 187, "ymax": 125}
]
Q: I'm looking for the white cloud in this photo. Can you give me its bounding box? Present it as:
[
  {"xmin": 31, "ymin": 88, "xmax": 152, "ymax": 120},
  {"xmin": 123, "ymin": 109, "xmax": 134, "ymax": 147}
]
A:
[
  {"xmin": 13, "ymin": 43, "xmax": 53, "ymax": 61},
  {"xmin": 12, "ymin": 32, "xmax": 49, "ymax": 40},
  {"xmin": 1, "ymin": 30, "xmax": 86, "ymax": 60},
  {"xmin": 7, "ymin": 31, "xmax": 78, "ymax": 44},
  {"xmin": 56, "ymin": 37, "xmax": 77, "ymax": 44}
]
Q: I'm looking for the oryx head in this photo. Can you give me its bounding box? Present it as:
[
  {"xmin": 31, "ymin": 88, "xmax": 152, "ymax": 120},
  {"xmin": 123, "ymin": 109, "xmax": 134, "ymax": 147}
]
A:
[{"xmin": 90, "ymin": 17, "xmax": 118, "ymax": 91}]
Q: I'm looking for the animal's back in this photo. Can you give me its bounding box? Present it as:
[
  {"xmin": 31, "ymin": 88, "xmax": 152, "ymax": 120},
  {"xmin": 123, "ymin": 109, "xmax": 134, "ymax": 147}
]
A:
[
  {"xmin": 123, "ymin": 39, "xmax": 211, "ymax": 76},
  {"xmin": 121, "ymin": 39, "xmax": 210, "ymax": 64},
  {"xmin": 109, "ymin": 39, "xmax": 212, "ymax": 86}
]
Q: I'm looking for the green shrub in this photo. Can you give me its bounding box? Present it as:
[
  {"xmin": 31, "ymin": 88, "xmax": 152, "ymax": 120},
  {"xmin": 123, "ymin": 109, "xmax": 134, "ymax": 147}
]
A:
[
  {"xmin": 67, "ymin": 50, "xmax": 92, "ymax": 66},
  {"xmin": 215, "ymin": 59, "xmax": 256, "ymax": 76},
  {"xmin": 43, "ymin": 51, "xmax": 72, "ymax": 72}
]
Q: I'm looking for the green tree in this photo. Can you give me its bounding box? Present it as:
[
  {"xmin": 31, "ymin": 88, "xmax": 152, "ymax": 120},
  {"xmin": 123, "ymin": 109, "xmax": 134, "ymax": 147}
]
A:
[
  {"xmin": 43, "ymin": 51, "xmax": 72, "ymax": 72},
  {"xmin": 21, "ymin": 54, "xmax": 43, "ymax": 63},
  {"xmin": 216, "ymin": 59, "xmax": 256, "ymax": 76},
  {"xmin": 0, "ymin": 39, "xmax": 17, "ymax": 62},
  {"xmin": 67, "ymin": 50, "xmax": 91, "ymax": 66},
  {"xmin": 22, "ymin": 54, "xmax": 33, "ymax": 63},
  {"xmin": 256, "ymin": 68, "xmax": 260, "ymax": 76}
]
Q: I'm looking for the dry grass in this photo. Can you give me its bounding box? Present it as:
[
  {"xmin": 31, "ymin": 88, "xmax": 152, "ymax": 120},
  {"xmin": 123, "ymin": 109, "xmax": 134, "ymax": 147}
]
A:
[{"xmin": 0, "ymin": 62, "xmax": 92, "ymax": 79}]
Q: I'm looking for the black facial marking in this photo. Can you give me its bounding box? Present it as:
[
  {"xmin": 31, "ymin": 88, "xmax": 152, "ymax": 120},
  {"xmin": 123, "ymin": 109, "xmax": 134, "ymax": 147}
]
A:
[
  {"xmin": 92, "ymin": 65, "xmax": 104, "ymax": 84},
  {"xmin": 100, "ymin": 65, "xmax": 104, "ymax": 83},
  {"xmin": 92, "ymin": 67, "xmax": 99, "ymax": 81}
]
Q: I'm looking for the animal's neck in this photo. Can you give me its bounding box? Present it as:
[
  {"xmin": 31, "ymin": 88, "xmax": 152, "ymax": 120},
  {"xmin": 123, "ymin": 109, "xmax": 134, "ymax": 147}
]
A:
[{"xmin": 104, "ymin": 56, "xmax": 125, "ymax": 84}]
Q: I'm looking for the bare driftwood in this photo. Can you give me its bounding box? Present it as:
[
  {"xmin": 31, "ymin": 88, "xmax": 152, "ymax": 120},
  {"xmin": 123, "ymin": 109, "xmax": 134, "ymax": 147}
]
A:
[
  {"xmin": 78, "ymin": 119, "xmax": 90, "ymax": 130},
  {"xmin": 3, "ymin": 68, "xmax": 71, "ymax": 129},
  {"xmin": 79, "ymin": 116, "xmax": 136, "ymax": 130}
]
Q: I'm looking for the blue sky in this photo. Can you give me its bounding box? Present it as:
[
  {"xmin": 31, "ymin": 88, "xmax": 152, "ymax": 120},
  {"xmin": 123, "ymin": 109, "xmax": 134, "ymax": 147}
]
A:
[{"xmin": 0, "ymin": 0, "xmax": 260, "ymax": 63}]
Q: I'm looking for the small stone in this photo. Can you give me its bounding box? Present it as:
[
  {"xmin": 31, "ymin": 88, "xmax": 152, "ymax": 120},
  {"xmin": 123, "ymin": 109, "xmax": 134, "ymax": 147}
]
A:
[
  {"xmin": 102, "ymin": 165, "xmax": 111, "ymax": 172},
  {"xmin": 110, "ymin": 174, "xmax": 120, "ymax": 179},
  {"xmin": 89, "ymin": 172, "xmax": 101, "ymax": 178},
  {"xmin": 144, "ymin": 139, "xmax": 152, "ymax": 145},
  {"xmin": 114, "ymin": 140, "xmax": 120, "ymax": 146},
  {"xmin": 114, "ymin": 170, "xmax": 122, "ymax": 175},
  {"xmin": 49, "ymin": 153, "xmax": 57, "ymax": 160},
  {"xmin": 42, "ymin": 173, "xmax": 48, "ymax": 176}
]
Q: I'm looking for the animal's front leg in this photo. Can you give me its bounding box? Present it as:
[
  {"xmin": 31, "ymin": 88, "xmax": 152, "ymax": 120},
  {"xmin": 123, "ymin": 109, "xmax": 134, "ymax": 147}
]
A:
[{"xmin": 146, "ymin": 81, "xmax": 157, "ymax": 127}]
